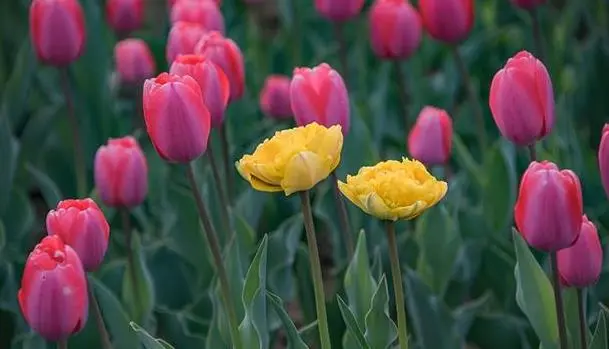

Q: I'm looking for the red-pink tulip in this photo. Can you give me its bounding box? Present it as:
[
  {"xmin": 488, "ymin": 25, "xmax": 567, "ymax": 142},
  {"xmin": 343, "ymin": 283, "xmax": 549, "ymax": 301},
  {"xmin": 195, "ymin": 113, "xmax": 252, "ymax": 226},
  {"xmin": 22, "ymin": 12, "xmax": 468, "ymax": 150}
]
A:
[
  {"xmin": 489, "ymin": 51, "xmax": 554, "ymax": 146},
  {"xmin": 290, "ymin": 63, "xmax": 350, "ymax": 135},
  {"xmin": 94, "ymin": 137, "xmax": 148, "ymax": 207},
  {"xmin": 166, "ymin": 21, "xmax": 206, "ymax": 64},
  {"xmin": 106, "ymin": 0, "xmax": 144, "ymax": 34},
  {"xmin": 511, "ymin": 0, "xmax": 546, "ymax": 9},
  {"xmin": 18, "ymin": 235, "xmax": 88, "ymax": 341},
  {"xmin": 114, "ymin": 39, "xmax": 156, "ymax": 85},
  {"xmin": 143, "ymin": 73, "xmax": 211, "ymax": 162},
  {"xmin": 260, "ymin": 75, "xmax": 292, "ymax": 119},
  {"xmin": 369, "ymin": 0, "xmax": 422, "ymax": 60},
  {"xmin": 514, "ymin": 161, "xmax": 583, "ymax": 251},
  {"xmin": 29, "ymin": 0, "xmax": 86, "ymax": 66},
  {"xmin": 557, "ymin": 215, "xmax": 603, "ymax": 288},
  {"xmin": 170, "ymin": 0, "xmax": 224, "ymax": 34},
  {"xmin": 195, "ymin": 32, "xmax": 245, "ymax": 101},
  {"xmin": 46, "ymin": 199, "xmax": 110, "ymax": 271},
  {"xmin": 170, "ymin": 54, "xmax": 230, "ymax": 128},
  {"xmin": 599, "ymin": 124, "xmax": 609, "ymax": 200},
  {"xmin": 419, "ymin": 0, "xmax": 474, "ymax": 43},
  {"xmin": 407, "ymin": 106, "xmax": 452, "ymax": 165},
  {"xmin": 314, "ymin": 0, "xmax": 365, "ymax": 22},
  {"xmin": 168, "ymin": 0, "xmax": 222, "ymax": 7}
]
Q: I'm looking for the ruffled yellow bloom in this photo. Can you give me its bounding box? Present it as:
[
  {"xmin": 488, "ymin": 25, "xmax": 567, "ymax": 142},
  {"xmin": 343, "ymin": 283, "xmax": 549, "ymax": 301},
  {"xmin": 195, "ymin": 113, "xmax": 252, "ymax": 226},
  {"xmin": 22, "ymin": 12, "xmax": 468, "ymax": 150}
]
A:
[
  {"xmin": 338, "ymin": 158, "xmax": 448, "ymax": 221},
  {"xmin": 236, "ymin": 122, "xmax": 343, "ymax": 195}
]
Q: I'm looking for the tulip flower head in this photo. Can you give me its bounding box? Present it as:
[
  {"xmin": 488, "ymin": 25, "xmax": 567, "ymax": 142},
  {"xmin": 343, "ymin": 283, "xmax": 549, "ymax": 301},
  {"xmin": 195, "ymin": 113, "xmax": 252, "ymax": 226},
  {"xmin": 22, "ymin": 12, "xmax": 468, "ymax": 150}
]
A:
[
  {"xmin": 236, "ymin": 123, "xmax": 343, "ymax": 195},
  {"xmin": 18, "ymin": 235, "xmax": 89, "ymax": 341},
  {"xmin": 166, "ymin": 21, "xmax": 206, "ymax": 64},
  {"xmin": 171, "ymin": 0, "xmax": 225, "ymax": 34},
  {"xmin": 419, "ymin": 0, "xmax": 474, "ymax": 43},
  {"xmin": 598, "ymin": 124, "xmax": 609, "ymax": 200},
  {"xmin": 557, "ymin": 215, "xmax": 603, "ymax": 288},
  {"xmin": 114, "ymin": 38, "xmax": 156, "ymax": 85},
  {"xmin": 260, "ymin": 75, "xmax": 293, "ymax": 120},
  {"xmin": 29, "ymin": 0, "xmax": 86, "ymax": 66},
  {"xmin": 408, "ymin": 106, "xmax": 453, "ymax": 166},
  {"xmin": 489, "ymin": 51, "xmax": 555, "ymax": 146},
  {"xmin": 514, "ymin": 161, "xmax": 583, "ymax": 251},
  {"xmin": 369, "ymin": 0, "xmax": 422, "ymax": 60},
  {"xmin": 338, "ymin": 158, "xmax": 448, "ymax": 221},
  {"xmin": 314, "ymin": 0, "xmax": 365, "ymax": 22},
  {"xmin": 106, "ymin": 0, "xmax": 144, "ymax": 35},
  {"xmin": 511, "ymin": 0, "xmax": 546, "ymax": 9}
]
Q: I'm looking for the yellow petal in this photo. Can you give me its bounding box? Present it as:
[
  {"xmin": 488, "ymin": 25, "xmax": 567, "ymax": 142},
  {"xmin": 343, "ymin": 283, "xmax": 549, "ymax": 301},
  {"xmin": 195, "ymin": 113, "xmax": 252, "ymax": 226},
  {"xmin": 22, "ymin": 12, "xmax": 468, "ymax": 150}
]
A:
[
  {"xmin": 359, "ymin": 192, "xmax": 396, "ymax": 221},
  {"xmin": 249, "ymin": 174, "xmax": 283, "ymax": 193},
  {"xmin": 392, "ymin": 200, "xmax": 427, "ymax": 220},
  {"xmin": 281, "ymin": 151, "xmax": 329, "ymax": 195}
]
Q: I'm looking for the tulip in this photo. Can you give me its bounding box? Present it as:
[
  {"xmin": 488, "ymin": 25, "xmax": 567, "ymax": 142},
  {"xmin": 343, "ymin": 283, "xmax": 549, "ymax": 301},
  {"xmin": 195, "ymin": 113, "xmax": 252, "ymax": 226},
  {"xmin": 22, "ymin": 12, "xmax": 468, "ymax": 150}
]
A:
[
  {"xmin": 170, "ymin": 54, "xmax": 230, "ymax": 128},
  {"xmin": 170, "ymin": 0, "xmax": 224, "ymax": 34},
  {"xmin": 489, "ymin": 51, "xmax": 554, "ymax": 146},
  {"xmin": 168, "ymin": 0, "xmax": 222, "ymax": 7},
  {"xmin": 290, "ymin": 63, "xmax": 350, "ymax": 135},
  {"xmin": 94, "ymin": 136, "xmax": 148, "ymax": 207},
  {"xmin": 418, "ymin": 0, "xmax": 474, "ymax": 43},
  {"xmin": 407, "ymin": 106, "xmax": 453, "ymax": 166},
  {"xmin": 260, "ymin": 75, "xmax": 292, "ymax": 119},
  {"xmin": 29, "ymin": 0, "xmax": 86, "ymax": 66},
  {"xmin": 106, "ymin": 0, "xmax": 144, "ymax": 35},
  {"xmin": 166, "ymin": 21, "xmax": 206, "ymax": 64},
  {"xmin": 114, "ymin": 39, "xmax": 156, "ymax": 85},
  {"xmin": 18, "ymin": 235, "xmax": 88, "ymax": 341},
  {"xmin": 511, "ymin": 0, "xmax": 546, "ymax": 9},
  {"xmin": 369, "ymin": 0, "xmax": 422, "ymax": 60},
  {"xmin": 557, "ymin": 215, "xmax": 603, "ymax": 288},
  {"xmin": 195, "ymin": 32, "xmax": 245, "ymax": 101},
  {"xmin": 143, "ymin": 73, "xmax": 211, "ymax": 163},
  {"xmin": 514, "ymin": 161, "xmax": 583, "ymax": 251},
  {"xmin": 599, "ymin": 124, "xmax": 609, "ymax": 200},
  {"xmin": 314, "ymin": 0, "xmax": 365, "ymax": 22}
]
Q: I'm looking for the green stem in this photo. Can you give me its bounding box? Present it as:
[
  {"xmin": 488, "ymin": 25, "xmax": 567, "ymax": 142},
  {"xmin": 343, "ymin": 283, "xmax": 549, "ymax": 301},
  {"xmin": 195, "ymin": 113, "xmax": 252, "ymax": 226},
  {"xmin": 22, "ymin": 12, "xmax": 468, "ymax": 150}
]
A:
[
  {"xmin": 298, "ymin": 191, "xmax": 331, "ymax": 349},
  {"xmin": 333, "ymin": 22, "xmax": 349, "ymax": 84},
  {"xmin": 386, "ymin": 221, "xmax": 409, "ymax": 349},
  {"xmin": 185, "ymin": 163, "xmax": 242, "ymax": 349},
  {"xmin": 550, "ymin": 252, "xmax": 569, "ymax": 349},
  {"xmin": 207, "ymin": 141, "xmax": 232, "ymax": 241},
  {"xmin": 330, "ymin": 171, "xmax": 353, "ymax": 259},
  {"xmin": 393, "ymin": 61, "xmax": 410, "ymax": 131},
  {"xmin": 87, "ymin": 279, "xmax": 113, "ymax": 349},
  {"xmin": 528, "ymin": 144, "xmax": 537, "ymax": 162},
  {"xmin": 530, "ymin": 8, "xmax": 545, "ymax": 63},
  {"xmin": 219, "ymin": 124, "xmax": 234, "ymax": 204},
  {"xmin": 120, "ymin": 208, "xmax": 141, "ymax": 319},
  {"xmin": 578, "ymin": 288, "xmax": 588, "ymax": 349},
  {"xmin": 57, "ymin": 339, "xmax": 68, "ymax": 349}
]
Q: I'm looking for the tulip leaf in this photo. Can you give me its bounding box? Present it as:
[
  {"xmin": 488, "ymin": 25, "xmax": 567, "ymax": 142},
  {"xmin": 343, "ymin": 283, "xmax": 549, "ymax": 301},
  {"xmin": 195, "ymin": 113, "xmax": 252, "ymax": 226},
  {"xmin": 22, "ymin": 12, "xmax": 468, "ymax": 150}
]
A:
[
  {"xmin": 122, "ymin": 230, "xmax": 155, "ymax": 325},
  {"xmin": 337, "ymin": 295, "xmax": 370, "ymax": 349},
  {"xmin": 267, "ymin": 215, "xmax": 304, "ymax": 300},
  {"xmin": 363, "ymin": 275, "xmax": 398, "ymax": 349},
  {"xmin": 130, "ymin": 322, "xmax": 176, "ymax": 349},
  {"xmin": 267, "ymin": 291, "xmax": 310, "ymax": 349},
  {"xmin": 295, "ymin": 245, "xmax": 317, "ymax": 326},
  {"xmin": 24, "ymin": 163, "xmax": 62, "ymax": 208},
  {"xmin": 481, "ymin": 140, "xmax": 517, "ymax": 233},
  {"xmin": 9, "ymin": 332, "xmax": 46, "ymax": 349},
  {"xmin": 2, "ymin": 39, "xmax": 36, "ymax": 128},
  {"xmin": 512, "ymin": 229, "xmax": 559, "ymax": 349},
  {"xmin": 0, "ymin": 116, "xmax": 19, "ymax": 215},
  {"xmin": 590, "ymin": 305, "xmax": 609, "ymax": 349},
  {"xmin": 563, "ymin": 288, "xmax": 587, "ymax": 348}
]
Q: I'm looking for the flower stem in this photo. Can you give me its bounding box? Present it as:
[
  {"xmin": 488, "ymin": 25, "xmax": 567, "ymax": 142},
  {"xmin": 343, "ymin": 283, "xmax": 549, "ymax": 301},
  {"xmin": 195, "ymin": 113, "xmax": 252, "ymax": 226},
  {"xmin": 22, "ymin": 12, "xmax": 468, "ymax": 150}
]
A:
[
  {"xmin": 299, "ymin": 191, "xmax": 331, "ymax": 349},
  {"xmin": 185, "ymin": 163, "xmax": 242, "ymax": 349},
  {"xmin": 219, "ymin": 124, "xmax": 234, "ymax": 204},
  {"xmin": 333, "ymin": 22, "xmax": 349, "ymax": 84},
  {"xmin": 57, "ymin": 339, "xmax": 68, "ymax": 349},
  {"xmin": 530, "ymin": 8, "xmax": 545, "ymax": 63},
  {"xmin": 60, "ymin": 68, "xmax": 87, "ymax": 197},
  {"xmin": 87, "ymin": 279, "xmax": 113, "ymax": 349},
  {"xmin": 120, "ymin": 208, "xmax": 141, "ymax": 319},
  {"xmin": 207, "ymin": 141, "xmax": 232, "ymax": 241},
  {"xmin": 528, "ymin": 144, "xmax": 537, "ymax": 162},
  {"xmin": 386, "ymin": 221, "xmax": 409, "ymax": 349},
  {"xmin": 330, "ymin": 171, "xmax": 353, "ymax": 259},
  {"xmin": 578, "ymin": 288, "xmax": 588, "ymax": 349},
  {"xmin": 393, "ymin": 61, "xmax": 411, "ymax": 131},
  {"xmin": 550, "ymin": 251, "xmax": 568, "ymax": 349}
]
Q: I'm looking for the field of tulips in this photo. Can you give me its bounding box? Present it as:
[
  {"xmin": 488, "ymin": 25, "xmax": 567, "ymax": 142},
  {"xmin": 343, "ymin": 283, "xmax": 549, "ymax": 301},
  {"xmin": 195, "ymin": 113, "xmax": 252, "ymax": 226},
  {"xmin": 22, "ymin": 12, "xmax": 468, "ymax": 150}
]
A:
[{"xmin": 1, "ymin": 0, "xmax": 609, "ymax": 348}]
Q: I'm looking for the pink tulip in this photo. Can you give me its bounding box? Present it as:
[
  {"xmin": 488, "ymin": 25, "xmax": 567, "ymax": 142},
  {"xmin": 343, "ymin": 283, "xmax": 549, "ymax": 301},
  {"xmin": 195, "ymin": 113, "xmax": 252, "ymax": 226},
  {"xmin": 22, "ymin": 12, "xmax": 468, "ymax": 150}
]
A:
[
  {"xmin": 260, "ymin": 75, "xmax": 292, "ymax": 119},
  {"xmin": 419, "ymin": 0, "xmax": 474, "ymax": 43},
  {"xmin": 599, "ymin": 124, "xmax": 609, "ymax": 200},
  {"xmin": 170, "ymin": 0, "xmax": 225, "ymax": 34},
  {"xmin": 369, "ymin": 0, "xmax": 422, "ymax": 60},
  {"xmin": 166, "ymin": 21, "xmax": 206, "ymax": 64},
  {"xmin": 114, "ymin": 39, "xmax": 156, "ymax": 84},
  {"xmin": 314, "ymin": 0, "xmax": 365, "ymax": 22},
  {"xmin": 557, "ymin": 215, "xmax": 603, "ymax": 288},
  {"xmin": 407, "ymin": 106, "xmax": 452, "ymax": 165}
]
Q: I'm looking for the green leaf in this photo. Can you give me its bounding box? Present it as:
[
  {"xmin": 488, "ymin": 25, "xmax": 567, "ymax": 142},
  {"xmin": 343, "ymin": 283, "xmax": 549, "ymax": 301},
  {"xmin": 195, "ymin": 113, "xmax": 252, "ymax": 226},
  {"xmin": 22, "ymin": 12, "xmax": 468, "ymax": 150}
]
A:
[
  {"xmin": 563, "ymin": 288, "xmax": 586, "ymax": 348},
  {"xmin": 267, "ymin": 291, "xmax": 309, "ymax": 349},
  {"xmin": 0, "ymin": 220, "xmax": 5, "ymax": 254},
  {"xmin": 267, "ymin": 215, "xmax": 304, "ymax": 300},
  {"xmin": 295, "ymin": 245, "xmax": 317, "ymax": 325},
  {"xmin": 131, "ymin": 322, "xmax": 176, "ymax": 349},
  {"xmin": 122, "ymin": 230, "xmax": 155, "ymax": 325},
  {"xmin": 481, "ymin": 140, "xmax": 517, "ymax": 232},
  {"xmin": 590, "ymin": 305, "xmax": 609, "ymax": 349},
  {"xmin": 25, "ymin": 163, "xmax": 62, "ymax": 208},
  {"xmin": 512, "ymin": 229, "xmax": 559, "ymax": 349},
  {"xmin": 337, "ymin": 295, "xmax": 370, "ymax": 349},
  {"xmin": 2, "ymin": 39, "xmax": 36, "ymax": 127},
  {"xmin": 363, "ymin": 275, "xmax": 398, "ymax": 349},
  {"xmin": 0, "ymin": 116, "xmax": 19, "ymax": 215},
  {"xmin": 452, "ymin": 133, "xmax": 483, "ymax": 186},
  {"xmin": 10, "ymin": 332, "xmax": 46, "ymax": 349}
]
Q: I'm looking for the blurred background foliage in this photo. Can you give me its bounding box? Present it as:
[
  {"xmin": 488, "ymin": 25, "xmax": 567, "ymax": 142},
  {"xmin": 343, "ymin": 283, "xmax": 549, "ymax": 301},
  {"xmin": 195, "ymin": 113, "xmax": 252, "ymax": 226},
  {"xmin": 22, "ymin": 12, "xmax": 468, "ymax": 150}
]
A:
[{"xmin": 1, "ymin": 0, "xmax": 609, "ymax": 348}]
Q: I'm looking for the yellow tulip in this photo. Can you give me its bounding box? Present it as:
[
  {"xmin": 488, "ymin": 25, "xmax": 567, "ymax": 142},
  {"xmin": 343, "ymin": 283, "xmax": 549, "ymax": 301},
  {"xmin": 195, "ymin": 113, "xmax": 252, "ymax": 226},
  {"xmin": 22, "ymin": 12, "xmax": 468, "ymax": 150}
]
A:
[
  {"xmin": 236, "ymin": 122, "xmax": 343, "ymax": 195},
  {"xmin": 338, "ymin": 158, "xmax": 448, "ymax": 221}
]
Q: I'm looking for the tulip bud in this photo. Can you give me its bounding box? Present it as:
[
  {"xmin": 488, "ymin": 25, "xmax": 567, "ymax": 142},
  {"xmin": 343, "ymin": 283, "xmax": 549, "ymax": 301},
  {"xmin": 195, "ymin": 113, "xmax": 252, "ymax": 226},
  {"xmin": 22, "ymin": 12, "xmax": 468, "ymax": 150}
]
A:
[
  {"xmin": 168, "ymin": 0, "xmax": 221, "ymax": 7},
  {"xmin": 166, "ymin": 22, "xmax": 206, "ymax": 64},
  {"xmin": 114, "ymin": 39, "xmax": 156, "ymax": 85},
  {"xmin": 419, "ymin": 0, "xmax": 474, "ymax": 43},
  {"xmin": 106, "ymin": 0, "xmax": 144, "ymax": 35},
  {"xmin": 407, "ymin": 106, "xmax": 452, "ymax": 166},
  {"xmin": 369, "ymin": 0, "xmax": 422, "ymax": 60},
  {"xmin": 171, "ymin": 0, "xmax": 225, "ymax": 34},
  {"xmin": 290, "ymin": 63, "xmax": 350, "ymax": 135},
  {"xmin": 29, "ymin": 0, "xmax": 86, "ymax": 66},
  {"xmin": 170, "ymin": 54, "xmax": 230, "ymax": 128},
  {"xmin": 314, "ymin": 0, "xmax": 365, "ymax": 22},
  {"xmin": 18, "ymin": 235, "xmax": 88, "ymax": 341},
  {"xmin": 489, "ymin": 51, "xmax": 554, "ymax": 146},
  {"xmin": 143, "ymin": 73, "xmax": 211, "ymax": 162},
  {"xmin": 46, "ymin": 199, "xmax": 110, "ymax": 271},
  {"xmin": 557, "ymin": 216, "xmax": 603, "ymax": 288},
  {"xmin": 599, "ymin": 124, "xmax": 609, "ymax": 199},
  {"xmin": 260, "ymin": 75, "xmax": 292, "ymax": 120},
  {"xmin": 195, "ymin": 32, "xmax": 245, "ymax": 102},
  {"xmin": 514, "ymin": 161, "xmax": 584, "ymax": 251},
  {"xmin": 511, "ymin": 0, "xmax": 546, "ymax": 9},
  {"xmin": 94, "ymin": 137, "xmax": 148, "ymax": 207}
]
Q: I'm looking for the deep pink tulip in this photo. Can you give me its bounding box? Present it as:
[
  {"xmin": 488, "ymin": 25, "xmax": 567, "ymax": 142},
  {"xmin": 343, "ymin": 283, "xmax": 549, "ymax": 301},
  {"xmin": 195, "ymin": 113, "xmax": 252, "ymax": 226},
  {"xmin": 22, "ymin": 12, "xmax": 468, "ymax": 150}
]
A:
[
  {"xmin": 314, "ymin": 0, "xmax": 365, "ymax": 22},
  {"xmin": 170, "ymin": 54, "xmax": 230, "ymax": 128},
  {"xmin": 114, "ymin": 39, "xmax": 156, "ymax": 85},
  {"xmin": 558, "ymin": 215, "xmax": 603, "ymax": 288},
  {"xmin": 46, "ymin": 199, "xmax": 110, "ymax": 271},
  {"xmin": 511, "ymin": 0, "xmax": 546, "ymax": 9},
  {"xmin": 260, "ymin": 75, "xmax": 292, "ymax": 119},
  {"xmin": 94, "ymin": 137, "xmax": 148, "ymax": 208},
  {"xmin": 369, "ymin": 0, "xmax": 422, "ymax": 60},
  {"xmin": 29, "ymin": 0, "xmax": 86, "ymax": 66},
  {"xmin": 419, "ymin": 0, "xmax": 474, "ymax": 43},
  {"xmin": 170, "ymin": 0, "xmax": 224, "ymax": 34},
  {"xmin": 290, "ymin": 63, "xmax": 350, "ymax": 135},
  {"xmin": 407, "ymin": 106, "xmax": 452, "ymax": 165},
  {"xmin": 168, "ymin": 0, "xmax": 221, "ymax": 7},
  {"xmin": 143, "ymin": 73, "xmax": 211, "ymax": 162},
  {"xmin": 166, "ymin": 21, "xmax": 206, "ymax": 64},
  {"xmin": 489, "ymin": 51, "xmax": 554, "ymax": 146},
  {"xmin": 106, "ymin": 0, "xmax": 144, "ymax": 34},
  {"xmin": 599, "ymin": 124, "xmax": 609, "ymax": 200},
  {"xmin": 18, "ymin": 235, "xmax": 88, "ymax": 341},
  {"xmin": 195, "ymin": 32, "xmax": 245, "ymax": 102},
  {"xmin": 514, "ymin": 161, "xmax": 583, "ymax": 251}
]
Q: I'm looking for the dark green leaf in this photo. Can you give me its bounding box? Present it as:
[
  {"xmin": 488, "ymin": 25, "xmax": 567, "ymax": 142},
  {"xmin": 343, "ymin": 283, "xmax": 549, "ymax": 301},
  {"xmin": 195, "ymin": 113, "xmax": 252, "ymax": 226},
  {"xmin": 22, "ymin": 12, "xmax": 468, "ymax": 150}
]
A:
[
  {"xmin": 267, "ymin": 215, "xmax": 303, "ymax": 300},
  {"xmin": 122, "ymin": 231, "xmax": 155, "ymax": 325},
  {"xmin": 2, "ymin": 39, "xmax": 36, "ymax": 127},
  {"xmin": 267, "ymin": 291, "xmax": 309, "ymax": 349},
  {"xmin": 363, "ymin": 275, "xmax": 397, "ymax": 349},
  {"xmin": 0, "ymin": 117, "xmax": 19, "ymax": 214},
  {"xmin": 590, "ymin": 305, "xmax": 609, "ymax": 349},
  {"xmin": 131, "ymin": 322, "xmax": 175, "ymax": 349},
  {"xmin": 337, "ymin": 295, "xmax": 370, "ymax": 349},
  {"xmin": 25, "ymin": 163, "xmax": 62, "ymax": 208}
]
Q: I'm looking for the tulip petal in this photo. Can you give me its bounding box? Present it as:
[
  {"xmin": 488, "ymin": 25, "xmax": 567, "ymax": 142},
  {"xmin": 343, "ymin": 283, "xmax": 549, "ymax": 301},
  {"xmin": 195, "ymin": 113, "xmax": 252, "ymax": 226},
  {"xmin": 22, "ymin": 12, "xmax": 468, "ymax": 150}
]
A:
[{"xmin": 281, "ymin": 151, "xmax": 327, "ymax": 195}]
